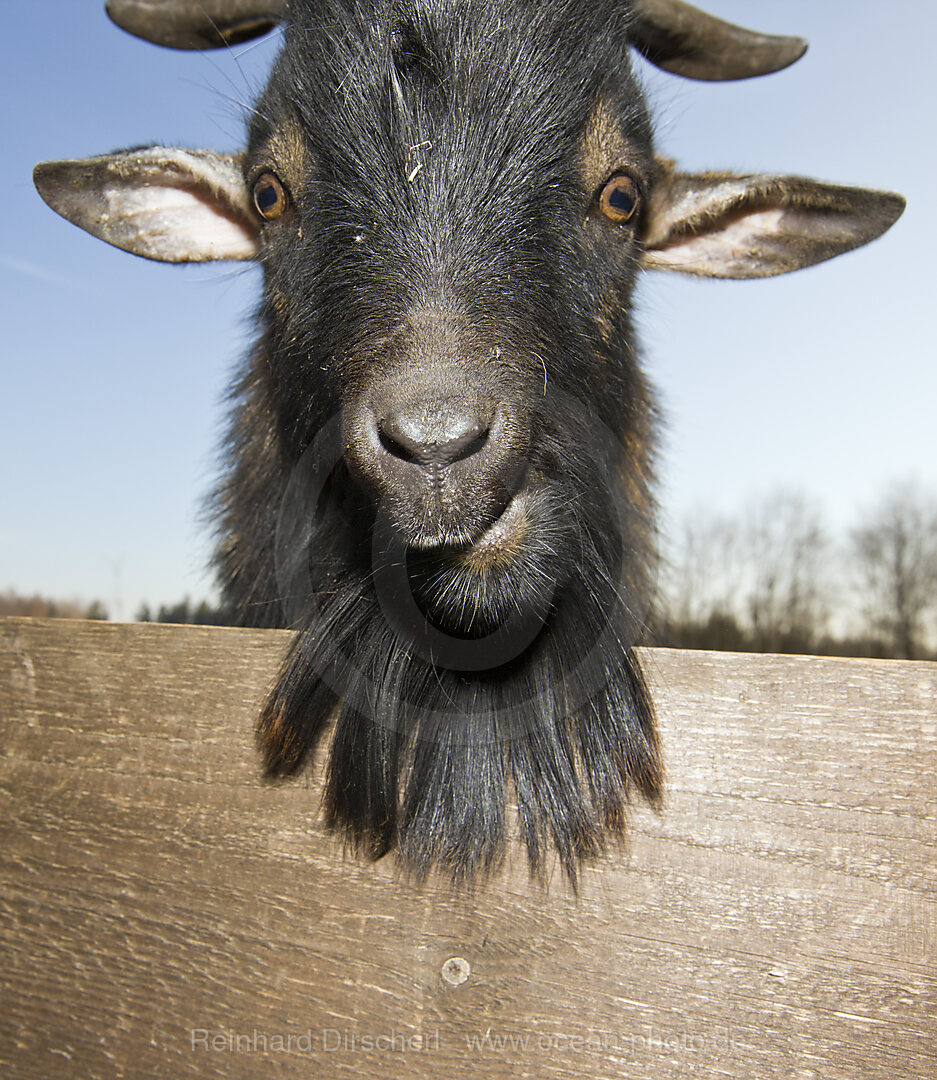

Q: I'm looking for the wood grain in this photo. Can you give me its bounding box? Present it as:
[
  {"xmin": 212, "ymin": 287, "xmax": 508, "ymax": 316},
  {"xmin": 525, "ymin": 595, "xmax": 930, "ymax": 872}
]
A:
[{"xmin": 1, "ymin": 617, "xmax": 934, "ymax": 1079}]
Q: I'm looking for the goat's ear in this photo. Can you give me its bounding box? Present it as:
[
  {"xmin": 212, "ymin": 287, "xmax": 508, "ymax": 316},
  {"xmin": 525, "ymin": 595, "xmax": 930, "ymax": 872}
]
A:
[
  {"xmin": 33, "ymin": 148, "xmax": 257, "ymax": 263},
  {"xmin": 641, "ymin": 163, "xmax": 905, "ymax": 278}
]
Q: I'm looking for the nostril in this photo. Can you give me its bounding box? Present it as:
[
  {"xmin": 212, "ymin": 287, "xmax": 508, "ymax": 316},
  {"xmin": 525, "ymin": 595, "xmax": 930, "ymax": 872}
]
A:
[
  {"xmin": 378, "ymin": 423, "xmax": 419, "ymax": 464},
  {"xmin": 447, "ymin": 426, "xmax": 489, "ymax": 464},
  {"xmin": 378, "ymin": 411, "xmax": 490, "ymax": 470}
]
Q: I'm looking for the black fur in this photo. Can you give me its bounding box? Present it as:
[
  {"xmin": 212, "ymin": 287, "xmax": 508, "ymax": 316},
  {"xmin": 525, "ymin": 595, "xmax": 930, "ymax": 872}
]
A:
[{"xmin": 215, "ymin": 0, "xmax": 663, "ymax": 885}]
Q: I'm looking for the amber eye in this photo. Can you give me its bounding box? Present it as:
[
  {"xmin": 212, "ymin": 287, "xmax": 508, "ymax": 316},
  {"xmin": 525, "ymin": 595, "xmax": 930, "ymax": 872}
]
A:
[
  {"xmin": 598, "ymin": 174, "xmax": 640, "ymax": 224},
  {"xmin": 252, "ymin": 172, "xmax": 288, "ymax": 220}
]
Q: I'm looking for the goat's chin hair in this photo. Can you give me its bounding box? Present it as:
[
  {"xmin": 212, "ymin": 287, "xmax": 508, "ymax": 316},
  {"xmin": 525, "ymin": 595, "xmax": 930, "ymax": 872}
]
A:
[{"xmin": 258, "ymin": 501, "xmax": 662, "ymax": 889}]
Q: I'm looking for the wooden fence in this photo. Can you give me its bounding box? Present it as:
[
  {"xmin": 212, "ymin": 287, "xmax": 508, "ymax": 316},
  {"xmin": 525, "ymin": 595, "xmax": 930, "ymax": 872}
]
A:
[{"xmin": 1, "ymin": 616, "xmax": 935, "ymax": 1079}]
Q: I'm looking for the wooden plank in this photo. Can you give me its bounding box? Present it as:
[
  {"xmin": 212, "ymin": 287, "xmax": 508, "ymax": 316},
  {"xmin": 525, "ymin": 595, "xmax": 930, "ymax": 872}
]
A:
[{"xmin": 1, "ymin": 617, "xmax": 935, "ymax": 1080}]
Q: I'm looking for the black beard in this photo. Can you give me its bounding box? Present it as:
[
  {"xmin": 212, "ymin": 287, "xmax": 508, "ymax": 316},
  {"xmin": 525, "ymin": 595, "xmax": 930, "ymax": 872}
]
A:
[{"xmin": 258, "ymin": 430, "xmax": 662, "ymax": 887}]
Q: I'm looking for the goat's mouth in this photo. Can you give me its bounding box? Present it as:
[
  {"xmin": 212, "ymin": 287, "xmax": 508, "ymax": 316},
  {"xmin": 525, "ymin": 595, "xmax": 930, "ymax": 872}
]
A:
[
  {"xmin": 452, "ymin": 486, "xmax": 535, "ymax": 571},
  {"xmin": 380, "ymin": 476, "xmax": 570, "ymax": 644},
  {"xmin": 390, "ymin": 461, "xmax": 531, "ymax": 556},
  {"xmin": 401, "ymin": 472, "xmax": 536, "ymax": 565}
]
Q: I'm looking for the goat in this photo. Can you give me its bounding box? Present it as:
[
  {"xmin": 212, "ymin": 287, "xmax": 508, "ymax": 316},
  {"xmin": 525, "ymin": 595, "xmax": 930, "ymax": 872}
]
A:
[{"xmin": 34, "ymin": 0, "xmax": 904, "ymax": 886}]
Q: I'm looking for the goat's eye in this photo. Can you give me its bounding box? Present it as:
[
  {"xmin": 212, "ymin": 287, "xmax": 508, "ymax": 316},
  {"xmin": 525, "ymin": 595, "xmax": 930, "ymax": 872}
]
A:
[
  {"xmin": 252, "ymin": 172, "xmax": 288, "ymax": 220},
  {"xmin": 599, "ymin": 174, "xmax": 640, "ymax": 224}
]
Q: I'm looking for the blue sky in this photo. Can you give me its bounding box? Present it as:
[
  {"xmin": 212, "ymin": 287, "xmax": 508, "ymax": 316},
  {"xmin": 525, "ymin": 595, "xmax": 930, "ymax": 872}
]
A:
[{"xmin": 3, "ymin": 1, "xmax": 934, "ymax": 619}]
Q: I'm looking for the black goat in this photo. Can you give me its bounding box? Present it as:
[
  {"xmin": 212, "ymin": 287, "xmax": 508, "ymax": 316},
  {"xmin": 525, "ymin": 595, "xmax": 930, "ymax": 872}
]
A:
[{"xmin": 35, "ymin": 0, "xmax": 904, "ymax": 885}]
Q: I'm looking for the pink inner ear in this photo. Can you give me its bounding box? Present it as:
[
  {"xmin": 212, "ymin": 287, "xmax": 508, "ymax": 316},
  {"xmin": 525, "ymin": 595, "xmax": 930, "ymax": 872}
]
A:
[
  {"xmin": 648, "ymin": 207, "xmax": 786, "ymax": 274},
  {"xmin": 109, "ymin": 185, "xmax": 257, "ymax": 262}
]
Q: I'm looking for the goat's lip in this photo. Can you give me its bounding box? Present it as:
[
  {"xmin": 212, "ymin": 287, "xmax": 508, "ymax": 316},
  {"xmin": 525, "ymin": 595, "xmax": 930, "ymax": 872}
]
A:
[
  {"xmin": 457, "ymin": 489, "xmax": 532, "ymax": 565},
  {"xmin": 408, "ymin": 477, "xmax": 536, "ymax": 566}
]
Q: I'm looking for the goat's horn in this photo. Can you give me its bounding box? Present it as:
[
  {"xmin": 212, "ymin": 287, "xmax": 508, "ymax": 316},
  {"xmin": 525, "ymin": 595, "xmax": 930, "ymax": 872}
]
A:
[
  {"xmin": 630, "ymin": 0, "xmax": 807, "ymax": 80},
  {"xmin": 106, "ymin": 0, "xmax": 806, "ymax": 77},
  {"xmin": 105, "ymin": 0, "xmax": 285, "ymax": 50}
]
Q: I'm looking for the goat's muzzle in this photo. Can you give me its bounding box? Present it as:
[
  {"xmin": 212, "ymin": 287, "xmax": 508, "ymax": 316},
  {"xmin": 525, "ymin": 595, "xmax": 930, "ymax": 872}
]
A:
[{"xmin": 344, "ymin": 380, "xmax": 529, "ymax": 550}]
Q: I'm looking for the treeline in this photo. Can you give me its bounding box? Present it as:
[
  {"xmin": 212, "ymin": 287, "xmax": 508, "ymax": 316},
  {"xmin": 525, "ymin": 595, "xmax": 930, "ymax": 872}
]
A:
[
  {"xmin": 0, "ymin": 590, "xmax": 108, "ymax": 621},
  {"xmin": 135, "ymin": 598, "xmax": 233, "ymax": 626},
  {"xmin": 652, "ymin": 483, "xmax": 937, "ymax": 661},
  {"xmin": 0, "ymin": 592, "xmax": 231, "ymax": 626},
  {"xmin": 5, "ymin": 484, "xmax": 936, "ymax": 660}
]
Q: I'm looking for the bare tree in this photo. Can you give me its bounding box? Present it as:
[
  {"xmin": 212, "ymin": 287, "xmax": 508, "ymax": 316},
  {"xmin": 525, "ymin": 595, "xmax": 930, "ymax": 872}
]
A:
[
  {"xmin": 850, "ymin": 484, "xmax": 937, "ymax": 659},
  {"xmin": 742, "ymin": 493, "xmax": 831, "ymax": 653},
  {"xmin": 661, "ymin": 511, "xmax": 742, "ymax": 629},
  {"xmin": 658, "ymin": 491, "xmax": 830, "ymax": 653}
]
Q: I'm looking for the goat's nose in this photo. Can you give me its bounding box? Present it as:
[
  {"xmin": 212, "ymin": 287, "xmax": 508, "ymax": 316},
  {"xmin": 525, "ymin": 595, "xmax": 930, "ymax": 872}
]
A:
[
  {"xmin": 378, "ymin": 407, "xmax": 490, "ymax": 472},
  {"xmin": 346, "ymin": 392, "xmax": 525, "ymax": 545}
]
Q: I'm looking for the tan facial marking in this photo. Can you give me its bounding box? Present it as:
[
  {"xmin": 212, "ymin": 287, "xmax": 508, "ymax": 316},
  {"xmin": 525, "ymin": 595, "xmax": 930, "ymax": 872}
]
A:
[
  {"xmin": 641, "ymin": 156, "xmax": 678, "ymax": 249},
  {"xmin": 458, "ymin": 498, "xmax": 532, "ymax": 575},
  {"xmin": 256, "ymin": 115, "xmax": 313, "ymax": 200},
  {"xmin": 580, "ymin": 98, "xmax": 640, "ymax": 197}
]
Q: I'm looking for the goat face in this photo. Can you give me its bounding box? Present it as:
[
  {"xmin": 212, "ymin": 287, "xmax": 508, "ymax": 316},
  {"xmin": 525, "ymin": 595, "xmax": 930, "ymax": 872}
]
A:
[
  {"xmin": 248, "ymin": 6, "xmax": 657, "ymax": 631},
  {"xmin": 35, "ymin": 0, "xmax": 904, "ymax": 885}
]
